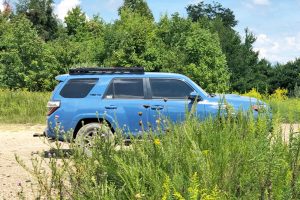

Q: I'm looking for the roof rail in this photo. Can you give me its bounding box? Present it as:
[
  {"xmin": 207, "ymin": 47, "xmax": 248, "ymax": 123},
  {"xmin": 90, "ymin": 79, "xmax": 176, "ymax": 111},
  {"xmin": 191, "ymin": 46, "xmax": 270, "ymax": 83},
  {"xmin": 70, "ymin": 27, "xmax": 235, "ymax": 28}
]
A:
[{"xmin": 69, "ymin": 67, "xmax": 145, "ymax": 75}]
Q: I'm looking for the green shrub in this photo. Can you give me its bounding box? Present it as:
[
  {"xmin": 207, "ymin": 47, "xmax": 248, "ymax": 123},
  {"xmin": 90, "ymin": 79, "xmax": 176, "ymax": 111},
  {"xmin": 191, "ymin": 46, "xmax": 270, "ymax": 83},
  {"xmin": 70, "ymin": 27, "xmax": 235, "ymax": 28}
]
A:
[
  {"xmin": 293, "ymin": 83, "xmax": 300, "ymax": 98},
  {"xmin": 242, "ymin": 88, "xmax": 263, "ymax": 100},
  {"xmin": 270, "ymin": 88, "xmax": 288, "ymax": 100}
]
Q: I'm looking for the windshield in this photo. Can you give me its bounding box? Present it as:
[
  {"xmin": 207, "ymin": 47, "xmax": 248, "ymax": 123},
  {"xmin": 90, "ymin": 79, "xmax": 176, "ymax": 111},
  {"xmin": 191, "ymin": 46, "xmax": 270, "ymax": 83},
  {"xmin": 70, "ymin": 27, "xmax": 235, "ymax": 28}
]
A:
[{"xmin": 188, "ymin": 79, "xmax": 209, "ymax": 97}]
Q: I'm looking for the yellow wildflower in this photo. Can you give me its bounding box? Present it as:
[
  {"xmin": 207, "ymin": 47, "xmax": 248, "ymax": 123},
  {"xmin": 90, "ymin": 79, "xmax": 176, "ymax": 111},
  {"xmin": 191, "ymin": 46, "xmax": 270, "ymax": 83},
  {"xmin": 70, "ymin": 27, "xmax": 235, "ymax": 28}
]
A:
[
  {"xmin": 135, "ymin": 193, "xmax": 144, "ymax": 199},
  {"xmin": 173, "ymin": 191, "xmax": 184, "ymax": 200},
  {"xmin": 202, "ymin": 150, "xmax": 209, "ymax": 156},
  {"xmin": 202, "ymin": 150, "xmax": 210, "ymax": 156},
  {"xmin": 94, "ymin": 160, "xmax": 99, "ymax": 166},
  {"xmin": 154, "ymin": 138, "xmax": 161, "ymax": 145},
  {"xmin": 91, "ymin": 176, "xmax": 97, "ymax": 185}
]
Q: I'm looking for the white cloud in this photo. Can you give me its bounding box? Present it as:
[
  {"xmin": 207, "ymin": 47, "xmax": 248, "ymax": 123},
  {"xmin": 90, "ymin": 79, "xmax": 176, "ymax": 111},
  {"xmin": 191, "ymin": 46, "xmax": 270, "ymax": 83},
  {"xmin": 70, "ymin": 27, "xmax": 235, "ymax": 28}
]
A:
[
  {"xmin": 0, "ymin": 0, "xmax": 4, "ymax": 12},
  {"xmin": 285, "ymin": 37, "xmax": 295, "ymax": 45},
  {"xmin": 253, "ymin": 0, "xmax": 270, "ymax": 6},
  {"xmin": 106, "ymin": 0, "xmax": 123, "ymax": 11},
  {"xmin": 54, "ymin": 0, "xmax": 81, "ymax": 21},
  {"xmin": 285, "ymin": 36, "xmax": 300, "ymax": 51},
  {"xmin": 253, "ymin": 33, "xmax": 300, "ymax": 63}
]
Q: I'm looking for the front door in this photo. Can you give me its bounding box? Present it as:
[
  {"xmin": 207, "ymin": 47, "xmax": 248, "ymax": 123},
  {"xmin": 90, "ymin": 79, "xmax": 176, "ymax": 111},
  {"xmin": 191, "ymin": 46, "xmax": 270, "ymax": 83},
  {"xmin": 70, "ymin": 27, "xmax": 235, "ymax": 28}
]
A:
[{"xmin": 147, "ymin": 78, "xmax": 201, "ymax": 130}]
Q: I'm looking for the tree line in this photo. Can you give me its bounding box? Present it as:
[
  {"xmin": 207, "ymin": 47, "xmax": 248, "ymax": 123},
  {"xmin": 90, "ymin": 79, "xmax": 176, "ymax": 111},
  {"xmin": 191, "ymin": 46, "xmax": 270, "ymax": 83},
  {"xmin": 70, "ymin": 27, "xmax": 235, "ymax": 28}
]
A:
[{"xmin": 0, "ymin": 0, "xmax": 299, "ymax": 95}]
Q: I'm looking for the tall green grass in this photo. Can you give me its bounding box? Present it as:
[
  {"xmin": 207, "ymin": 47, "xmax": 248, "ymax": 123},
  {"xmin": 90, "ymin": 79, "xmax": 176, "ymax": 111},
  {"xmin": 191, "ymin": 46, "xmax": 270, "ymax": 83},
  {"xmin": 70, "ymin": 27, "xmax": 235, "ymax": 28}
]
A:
[
  {"xmin": 269, "ymin": 98, "xmax": 300, "ymax": 123},
  {"xmin": 16, "ymin": 111, "xmax": 300, "ymax": 199},
  {"xmin": 0, "ymin": 89, "xmax": 50, "ymax": 124}
]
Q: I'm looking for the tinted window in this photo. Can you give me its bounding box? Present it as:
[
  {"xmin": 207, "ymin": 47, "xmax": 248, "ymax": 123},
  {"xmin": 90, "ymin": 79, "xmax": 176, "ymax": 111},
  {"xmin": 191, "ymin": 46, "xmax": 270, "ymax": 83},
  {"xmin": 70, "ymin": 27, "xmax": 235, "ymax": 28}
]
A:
[
  {"xmin": 105, "ymin": 79, "xmax": 144, "ymax": 99},
  {"xmin": 60, "ymin": 78, "xmax": 98, "ymax": 98},
  {"xmin": 150, "ymin": 79, "xmax": 194, "ymax": 99}
]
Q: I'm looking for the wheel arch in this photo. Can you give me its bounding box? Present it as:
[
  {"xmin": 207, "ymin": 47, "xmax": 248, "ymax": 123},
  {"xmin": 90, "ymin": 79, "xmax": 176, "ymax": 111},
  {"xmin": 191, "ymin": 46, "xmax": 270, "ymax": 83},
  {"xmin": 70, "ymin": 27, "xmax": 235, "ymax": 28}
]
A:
[{"xmin": 73, "ymin": 118, "xmax": 115, "ymax": 138}]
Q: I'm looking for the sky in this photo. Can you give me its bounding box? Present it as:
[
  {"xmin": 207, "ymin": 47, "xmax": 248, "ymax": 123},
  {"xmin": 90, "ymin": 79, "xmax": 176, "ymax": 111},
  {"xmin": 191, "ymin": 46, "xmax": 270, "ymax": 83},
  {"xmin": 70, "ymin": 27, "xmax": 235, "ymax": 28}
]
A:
[{"xmin": 1, "ymin": 0, "xmax": 300, "ymax": 64}]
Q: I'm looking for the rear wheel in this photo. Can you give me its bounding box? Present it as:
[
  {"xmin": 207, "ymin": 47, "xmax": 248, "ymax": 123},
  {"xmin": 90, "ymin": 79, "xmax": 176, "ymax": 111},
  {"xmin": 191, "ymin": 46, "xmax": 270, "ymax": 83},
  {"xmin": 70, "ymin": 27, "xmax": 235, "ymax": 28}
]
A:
[{"xmin": 76, "ymin": 123, "xmax": 114, "ymax": 155}]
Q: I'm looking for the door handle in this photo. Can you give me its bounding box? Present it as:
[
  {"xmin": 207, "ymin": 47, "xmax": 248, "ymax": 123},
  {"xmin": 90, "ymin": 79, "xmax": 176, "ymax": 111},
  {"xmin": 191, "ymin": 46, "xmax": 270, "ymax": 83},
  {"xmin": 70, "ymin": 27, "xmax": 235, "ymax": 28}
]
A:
[
  {"xmin": 105, "ymin": 105, "xmax": 117, "ymax": 109},
  {"xmin": 143, "ymin": 105, "xmax": 150, "ymax": 109},
  {"xmin": 151, "ymin": 105, "xmax": 164, "ymax": 110}
]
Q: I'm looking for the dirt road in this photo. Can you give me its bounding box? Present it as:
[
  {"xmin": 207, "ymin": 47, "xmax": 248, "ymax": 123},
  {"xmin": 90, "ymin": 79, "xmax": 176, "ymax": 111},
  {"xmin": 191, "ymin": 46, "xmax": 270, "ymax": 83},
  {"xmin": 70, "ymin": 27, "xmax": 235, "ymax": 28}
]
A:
[
  {"xmin": 0, "ymin": 124, "xmax": 47, "ymax": 200},
  {"xmin": 0, "ymin": 123, "xmax": 299, "ymax": 200}
]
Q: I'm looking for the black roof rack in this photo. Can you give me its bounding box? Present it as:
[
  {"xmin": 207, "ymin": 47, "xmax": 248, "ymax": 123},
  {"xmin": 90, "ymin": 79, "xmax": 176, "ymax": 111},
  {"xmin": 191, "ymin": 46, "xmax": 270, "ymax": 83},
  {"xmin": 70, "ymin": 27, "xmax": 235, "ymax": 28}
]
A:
[{"xmin": 69, "ymin": 67, "xmax": 145, "ymax": 75}]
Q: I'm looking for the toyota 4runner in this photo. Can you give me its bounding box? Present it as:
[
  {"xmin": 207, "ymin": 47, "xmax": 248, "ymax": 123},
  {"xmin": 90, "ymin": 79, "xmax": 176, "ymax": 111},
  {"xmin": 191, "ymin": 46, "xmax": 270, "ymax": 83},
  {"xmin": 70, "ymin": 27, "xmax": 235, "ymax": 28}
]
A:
[{"xmin": 45, "ymin": 67, "xmax": 268, "ymax": 140}]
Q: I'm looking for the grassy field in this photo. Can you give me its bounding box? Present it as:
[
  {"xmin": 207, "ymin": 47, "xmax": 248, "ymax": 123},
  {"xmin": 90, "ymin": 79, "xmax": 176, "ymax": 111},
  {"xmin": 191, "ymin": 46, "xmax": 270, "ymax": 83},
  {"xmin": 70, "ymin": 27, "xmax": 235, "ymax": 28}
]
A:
[
  {"xmin": 17, "ymin": 112, "xmax": 300, "ymax": 199},
  {"xmin": 0, "ymin": 90, "xmax": 50, "ymax": 124},
  {"xmin": 1, "ymin": 90, "xmax": 297, "ymax": 199},
  {"xmin": 269, "ymin": 98, "xmax": 300, "ymax": 122}
]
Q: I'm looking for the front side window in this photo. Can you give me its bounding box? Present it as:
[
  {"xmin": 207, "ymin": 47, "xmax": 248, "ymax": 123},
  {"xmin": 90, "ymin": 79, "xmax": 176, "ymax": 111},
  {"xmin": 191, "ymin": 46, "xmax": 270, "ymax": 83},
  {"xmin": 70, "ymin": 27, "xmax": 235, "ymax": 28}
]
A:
[
  {"xmin": 105, "ymin": 79, "xmax": 144, "ymax": 99},
  {"xmin": 150, "ymin": 79, "xmax": 194, "ymax": 99},
  {"xmin": 60, "ymin": 78, "xmax": 98, "ymax": 98}
]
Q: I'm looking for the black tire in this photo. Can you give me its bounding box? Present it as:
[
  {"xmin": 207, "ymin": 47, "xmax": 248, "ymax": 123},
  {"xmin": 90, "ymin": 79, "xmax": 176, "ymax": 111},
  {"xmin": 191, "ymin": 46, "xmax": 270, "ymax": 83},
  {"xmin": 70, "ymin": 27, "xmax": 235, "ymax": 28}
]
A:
[{"xmin": 76, "ymin": 123, "xmax": 114, "ymax": 155}]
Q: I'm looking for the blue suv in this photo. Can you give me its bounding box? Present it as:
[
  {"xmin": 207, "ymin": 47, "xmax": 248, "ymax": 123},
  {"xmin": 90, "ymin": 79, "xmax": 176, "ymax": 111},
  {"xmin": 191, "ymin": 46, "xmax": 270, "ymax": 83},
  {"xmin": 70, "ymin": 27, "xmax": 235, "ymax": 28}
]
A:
[{"xmin": 45, "ymin": 67, "xmax": 267, "ymax": 140}]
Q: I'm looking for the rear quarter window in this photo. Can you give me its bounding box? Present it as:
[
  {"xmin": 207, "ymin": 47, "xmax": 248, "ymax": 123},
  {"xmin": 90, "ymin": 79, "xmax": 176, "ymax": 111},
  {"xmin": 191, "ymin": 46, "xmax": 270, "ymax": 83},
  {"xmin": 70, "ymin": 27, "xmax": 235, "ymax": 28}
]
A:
[{"xmin": 60, "ymin": 78, "xmax": 98, "ymax": 98}]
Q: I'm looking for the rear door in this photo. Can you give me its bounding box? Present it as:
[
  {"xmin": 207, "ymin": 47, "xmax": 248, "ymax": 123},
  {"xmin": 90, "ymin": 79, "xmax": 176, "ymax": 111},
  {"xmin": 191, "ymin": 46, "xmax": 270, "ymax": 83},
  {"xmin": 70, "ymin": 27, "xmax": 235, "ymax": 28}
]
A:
[{"xmin": 102, "ymin": 78, "xmax": 150, "ymax": 134}]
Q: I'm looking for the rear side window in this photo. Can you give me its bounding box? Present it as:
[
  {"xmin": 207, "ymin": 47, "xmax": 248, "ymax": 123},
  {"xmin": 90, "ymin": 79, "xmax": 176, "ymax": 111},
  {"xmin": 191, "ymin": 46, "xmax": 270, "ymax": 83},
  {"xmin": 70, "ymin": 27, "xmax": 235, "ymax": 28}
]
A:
[
  {"xmin": 60, "ymin": 78, "xmax": 98, "ymax": 98},
  {"xmin": 105, "ymin": 79, "xmax": 144, "ymax": 99},
  {"xmin": 150, "ymin": 79, "xmax": 194, "ymax": 99}
]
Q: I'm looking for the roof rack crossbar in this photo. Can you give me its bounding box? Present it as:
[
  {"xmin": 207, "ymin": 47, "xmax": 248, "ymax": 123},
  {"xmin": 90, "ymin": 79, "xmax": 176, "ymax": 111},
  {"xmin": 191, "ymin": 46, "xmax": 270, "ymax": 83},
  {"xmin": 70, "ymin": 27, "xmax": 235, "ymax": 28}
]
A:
[{"xmin": 69, "ymin": 67, "xmax": 145, "ymax": 75}]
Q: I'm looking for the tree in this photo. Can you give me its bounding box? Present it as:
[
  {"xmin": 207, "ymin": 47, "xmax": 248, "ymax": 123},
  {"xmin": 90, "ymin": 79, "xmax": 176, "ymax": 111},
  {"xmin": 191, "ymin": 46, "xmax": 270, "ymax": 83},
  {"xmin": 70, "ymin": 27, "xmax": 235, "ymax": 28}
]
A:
[
  {"xmin": 103, "ymin": 10, "xmax": 159, "ymax": 70},
  {"xmin": 155, "ymin": 13, "xmax": 192, "ymax": 70},
  {"xmin": 0, "ymin": 16, "xmax": 60, "ymax": 91},
  {"xmin": 156, "ymin": 14, "xmax": 229, "ymax": 92},
  {"xmin": 270, "ymin": 58, "xmax": 300, "ymax": 94},
  {"xmin": 47, "ymin": 14, "xmax": 106, "ymax": 69},
  {"xmin": 186, "ymin": 2, "xmax": 273, "ymax": 93},
  {"xmin": 0, "ymin": 0, "xmax": 295, "ymax": 94},
  {"xmin": 182, "ymin": 24, "xmax": 229, "ymax": 92},
  {"xmin": 157, "ymin": 13, "xmax": 192, "ymax": 49},
  {"xmin": 64, "ymin": 6, "xmax": 87, "ymax": 36},
  {"xmin": 51, "ymin": 13, "xmax": 106, "ymax": 67},
  {"xmin": 16, "ymin": 0, "xmax": 58, "ymax": 41},
  {"xmin": 1, "ymin": 0, "xmax": 12, "ymax": 17},
  {"xmin": 226, "ymin": 28, "xmax": 262, "ymax": 92},
  {"xmin": 248, "ymin": 59, "xmax": 273, "ymax": 92},
  {"xmin": 293, "ymin": 82, "xmax": 300, "ymax": 98},
  {"xmin": 186, "ymin": 1, "xmax": 237, "ymax": 28},
  {"xmin": 118, "ymin": 0, "xmax": 154, "ymax": 20}
]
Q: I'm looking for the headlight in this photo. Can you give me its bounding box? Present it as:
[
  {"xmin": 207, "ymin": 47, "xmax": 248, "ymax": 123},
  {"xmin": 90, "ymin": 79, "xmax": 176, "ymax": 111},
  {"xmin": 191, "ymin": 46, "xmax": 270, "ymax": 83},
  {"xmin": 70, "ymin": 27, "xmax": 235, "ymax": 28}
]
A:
[{"xmin": 252, "ymin": 104, "xmax": 267, "ymax": 112}]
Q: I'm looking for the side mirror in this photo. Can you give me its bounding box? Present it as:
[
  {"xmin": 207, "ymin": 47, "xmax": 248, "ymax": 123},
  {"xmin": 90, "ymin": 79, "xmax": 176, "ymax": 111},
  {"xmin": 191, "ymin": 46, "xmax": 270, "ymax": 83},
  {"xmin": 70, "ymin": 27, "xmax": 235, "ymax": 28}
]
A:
[{"xmin": 188, "ymin": 91, "xmax": 200, "ymax": 101}]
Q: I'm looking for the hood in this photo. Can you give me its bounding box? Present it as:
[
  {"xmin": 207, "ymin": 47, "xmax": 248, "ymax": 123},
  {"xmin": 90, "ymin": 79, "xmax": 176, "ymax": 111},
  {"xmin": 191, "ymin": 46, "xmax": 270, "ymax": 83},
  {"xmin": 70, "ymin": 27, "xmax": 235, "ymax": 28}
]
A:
[{"xmin": 209, "ymin": 94, "xmax": 267, "ymax": 110}]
